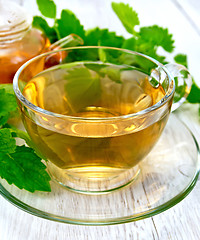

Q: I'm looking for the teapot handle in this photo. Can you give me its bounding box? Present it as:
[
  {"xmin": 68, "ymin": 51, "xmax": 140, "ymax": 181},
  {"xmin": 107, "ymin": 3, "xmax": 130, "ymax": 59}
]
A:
[
  {"xmin": 48, "ymin": 33, "xmax": 84, "ymax": 51},
  {"xmin": 44, "ymin": 34, "xmax": 84, "ymax": 68},
  {"xmin": 164, "ymin": 63, "xmax": 192, "ymax": 112}
]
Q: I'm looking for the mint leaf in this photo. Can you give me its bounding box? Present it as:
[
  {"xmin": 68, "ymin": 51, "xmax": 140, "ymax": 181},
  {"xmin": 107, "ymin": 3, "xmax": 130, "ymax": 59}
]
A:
[
  {"xmin": 122, "ymin": 37, "xmax": 137, "ymax": 50},
  {"xmin": 0, "ymin": 87, "xmax": 51, "ymax": 192},
  {"xmin": 85, "ymin": 63, "xmax": 122, "ymax": 83},
  {"xmin": 55, "ymin": 9, "xmax": 85, "ymax": 40},
  {"xmin": 187, "ymin": 81, "xmax": 200, "ymax": 104},
  {"xmin": 0, "ymin": 127, "xmax": 51, "ymax": 192},
  {"xmin": 111, "ymin": 2, "xmax": 139, "ymax": 35},
  {"xmin": 0, "ymin": 84, "xmax": 15, "ymax": 95},
  {"xmin": 84, "ymin": 63, "xmax": 107, "ymax": 77},
  {"xmin": 174, "ymin": 54, "xmax": 188, "ymax": 68},
  {"xmin": 0, "ymin": 129, "xmax": 16, "ymax": 154},
  {"xmin": 138, "ymin": 25, "xmax": 175, "ymax": 53},
  {"xmin": 85, "ymin": 28, "xmax": 124, "ymax": 47},
  {"xmin": 5, "ymin": 125, "xmax": 35, "ymax": 150},
  {"xmin": 0, "ymin": 89, "xmax": 18, "ymax": 126},
  {"xmin": 64, "ymin": 66, "xmax": 100, "ymax": 113},
  {"xmin": 36, "ymin": 0, "xmax": 56, "ymax": 19},
  {"xmin": 67, "ymin": 25, "xmax": 125, "ymax": 61},
  {"xmin": 102, "ymin": 67, "xmax": 122, "ymax": 83},
  {"xmin": 32, "ymin": 16, "xmax": 58, "ymax": 43},
  {"xmin": 0, "ymin": 145, "xmax": 51, "ymax": 192},
  {"xmin": 0, "ymin": 89, "xmax": 17, "ymax": 117}
]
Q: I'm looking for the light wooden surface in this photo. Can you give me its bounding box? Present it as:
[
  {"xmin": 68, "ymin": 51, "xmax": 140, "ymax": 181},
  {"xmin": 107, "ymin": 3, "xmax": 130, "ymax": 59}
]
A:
[{"xmin": 1, "ymin": 0, "xmax": 200, "ymax": 239}]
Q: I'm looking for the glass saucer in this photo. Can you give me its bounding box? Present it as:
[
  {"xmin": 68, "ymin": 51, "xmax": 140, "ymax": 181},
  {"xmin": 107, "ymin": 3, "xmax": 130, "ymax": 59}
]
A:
[{"xmin": 0, "ymin": 114, "xmax": 199, "ymax": 225}]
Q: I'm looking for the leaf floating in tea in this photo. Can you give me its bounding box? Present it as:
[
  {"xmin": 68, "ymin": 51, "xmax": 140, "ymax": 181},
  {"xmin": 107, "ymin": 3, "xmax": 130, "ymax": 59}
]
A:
[{"xmin": 64, "ymin": 66, "xmax": 101, "ymax": 113}]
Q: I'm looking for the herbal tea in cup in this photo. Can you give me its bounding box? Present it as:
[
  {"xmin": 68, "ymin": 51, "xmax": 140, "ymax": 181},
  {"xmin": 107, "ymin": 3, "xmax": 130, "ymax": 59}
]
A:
[{"xmin": 13, "ymin": 46, "xmax": 191, "ymax": 193}]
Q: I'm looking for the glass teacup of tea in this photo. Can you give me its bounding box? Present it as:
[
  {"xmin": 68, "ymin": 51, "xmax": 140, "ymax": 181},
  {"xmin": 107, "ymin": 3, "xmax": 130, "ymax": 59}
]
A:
[{"xmin": 13, "ymin": 46, "xmax": 192, "ymax": 193}]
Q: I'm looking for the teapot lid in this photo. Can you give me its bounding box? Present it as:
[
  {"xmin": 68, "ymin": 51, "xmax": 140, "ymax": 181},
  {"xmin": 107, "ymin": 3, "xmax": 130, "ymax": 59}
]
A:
[{"xmin": 0, "ymin": 0, "xmax": 32, "ymax": 42}]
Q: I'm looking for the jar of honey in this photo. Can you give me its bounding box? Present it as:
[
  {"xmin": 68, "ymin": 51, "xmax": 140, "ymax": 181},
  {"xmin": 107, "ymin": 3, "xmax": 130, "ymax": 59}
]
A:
[
  {"xmin": 0, "ymin": 1, "xmax": 51, "ymax": 83},
  {"xmin": 0, "ymin": 1, "xmax": 83, "ymax": 84}
]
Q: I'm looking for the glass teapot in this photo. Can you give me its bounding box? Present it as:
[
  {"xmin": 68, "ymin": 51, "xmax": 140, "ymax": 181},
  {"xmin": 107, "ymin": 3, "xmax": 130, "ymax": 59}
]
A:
[{"xmin": 0, "ymin": 0, "xmax": 83, "ymax": 83}]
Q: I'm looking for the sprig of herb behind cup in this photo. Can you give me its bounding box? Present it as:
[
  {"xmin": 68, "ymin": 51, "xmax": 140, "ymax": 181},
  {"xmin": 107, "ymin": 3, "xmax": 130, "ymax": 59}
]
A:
[{"xmin": 33, "ymin": 0, "xmax": 200, "ymax": 106}]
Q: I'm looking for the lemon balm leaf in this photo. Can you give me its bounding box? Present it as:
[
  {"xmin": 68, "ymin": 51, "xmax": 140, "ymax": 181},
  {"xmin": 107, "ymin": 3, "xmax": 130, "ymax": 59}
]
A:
[
  {"xmin": 0, "ymin": 145, "xmax": 51, "ymax": 192},
  {"xmin": 0, "ymin": 89, "xmax": 18, "ymax": 126},
  {"xmin": 122, "ymin": 37, "xmax": 137, "ymax": 50},
  {"xmin": 187, "ymin": 81, "xmax": 200, "ymax": 104},
  {"xmin": 0, "ymin": 127, "xmax": 51, "ymax": 192},
  {"xmin": 174, "ymin": 54, "xmax": 188, "ymax": 68},
  {"xmin": 85, "ymin": 27, "xmax": 124, "ymax": 47},
  {"xmin": 0, "ymin": 84, "xmax": 15, "ymax": 94},
  {"xmin": 55, "ymin": 9, "xmax": 85, "ymax": 40},
  {"xmin": 0, "ymin": 56, "xmax": 51, "ymax": 194},
  {"xmin": 138, "ymin": 25, "xmax": 175, "ymax": 53},
  {"xmin": 0, "ymin": 118, "xmax": 51, "ymax": 192},
  {"xmin": 32, "ymin": 16, "xmax": 58, "ymax": 43},
  {"xmin": 0, "ymin": 89, "xmax": 18, "ymax": 117},
  {"xmin": 111, "ymin": 2, "xmax": 139, "ymax": 35},
  {"xmin": 0, "ymin": 129, "xmax": 16, "ymax": 154},
  {"xmin": 64, "ymin": 66, "xmax": 100, "ymax": 113},
  {"xmin": 36, "ymin": 0, "xmax": 56, "ymax": 19}
]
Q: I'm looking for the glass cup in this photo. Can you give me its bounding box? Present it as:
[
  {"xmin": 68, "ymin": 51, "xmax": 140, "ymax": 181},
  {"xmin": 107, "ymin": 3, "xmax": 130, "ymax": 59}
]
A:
[{"xmin": 13, "ymin": 46, "xmax": 192, "ymax": 193}]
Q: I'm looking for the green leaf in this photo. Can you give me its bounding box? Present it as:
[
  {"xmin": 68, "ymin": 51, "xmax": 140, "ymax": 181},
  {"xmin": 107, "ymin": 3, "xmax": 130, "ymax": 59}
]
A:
[
  {"xmin": 85, "ymin": 27, "xmax": 124, "ymax": 47},
  {"xmin": 187, "ymin": 81, "xmax": 200, "ymax": 104},
  {"xmin": 173, "ymin": 76, "xmax": 187, "ymax": 103},
  {"xmin": 84, "ymin": 63, "xmax": 107, "ymax": 77},
  {"xmin": 67, "ymin": 27, "xmax": 124, "ymax": 62},
  {"xmin": 64, "ymin": 66, "xmax": 100, "ymax": 113},
  {"xmin": 0, "ymin": 89, "xmax": 17, "ymax": 116},
  {"xmin": 174, "ymin": 54, "xmax": 188, "ymax": 68},
  {"xmin": 0, "ymin": 115, "xmax": 10, "ymax": 126},
  {"xmin": 111, "ymin": 2, "xmax": 139, "ymax": 35},
  {"xmin": 36, "ymin": 0, "xmax": 56, "ymax": 19},
  {"xmin": 55, "ymin": 9, "xmax": 85, "ymax": 40},
  {"xmin": 0, "ymin": 84, "xmax": 15, "ymax": 95},
  {"xmin": 138, "ymin": 25, "xmax": 175, "ymax": 53},
  {"xmin": 0, "ymin": 145, "xmax": 51, "ymax": 192},
  {"xmin": 6, "ymin": 125, "xmax": 35, "ymax": 149},
  {"xmin": 32, "ymin": 16, "xmax": 58, "ymax": 43},
  {"xmin": 0, "ymin": 128, "xmax": 16, "ymax": 154},
  {"xmin": 85, "ymin": 63, "xmax": 122, "ymax": 83},
  {"xmin": 122, "ymin": 37, "xmax": 137, "ymax": 51},
  {"xmin": 0, "ymin": 89, "xmax": 18, "ymax": 126},
  {"xmin": 102, "ymin": 67, "xmax": 122, "ymax": 83}
]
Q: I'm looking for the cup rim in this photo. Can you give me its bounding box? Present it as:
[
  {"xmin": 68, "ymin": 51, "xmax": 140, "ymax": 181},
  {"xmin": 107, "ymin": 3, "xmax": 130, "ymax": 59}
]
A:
[{"xmin": 13, "ymin": 46, "xmax": 175, "ymax": 122}]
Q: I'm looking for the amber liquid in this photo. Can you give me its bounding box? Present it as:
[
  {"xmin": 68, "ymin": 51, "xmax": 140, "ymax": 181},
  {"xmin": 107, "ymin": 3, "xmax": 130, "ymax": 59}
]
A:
[
  {"xmin": 22, "ymin": 63, "xmax": 168, "ymax": 179},
  {"xmin": 0, "ymin": 29, "xmax": 49, "ymax": 83}
]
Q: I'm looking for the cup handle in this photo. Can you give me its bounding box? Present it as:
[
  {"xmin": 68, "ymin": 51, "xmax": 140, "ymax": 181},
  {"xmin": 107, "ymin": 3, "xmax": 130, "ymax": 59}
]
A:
[{"xmin": 164, "ymin": 63, "xmax": 192, "ymax": 112}]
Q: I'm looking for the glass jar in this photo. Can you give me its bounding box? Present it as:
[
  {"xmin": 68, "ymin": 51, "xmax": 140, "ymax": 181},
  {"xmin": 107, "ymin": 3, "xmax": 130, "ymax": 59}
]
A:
[{"xmin": 0, "ymin": 0, "xmax": 51, "ymax": 83}]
